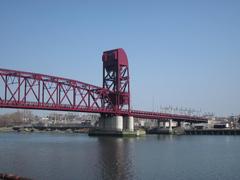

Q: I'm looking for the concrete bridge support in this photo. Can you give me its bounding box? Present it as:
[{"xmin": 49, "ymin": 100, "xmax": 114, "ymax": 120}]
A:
[
  {"xmin": 177, "ymin": 121, "xmax": 186, "ymax": 128},
  {"xmin": 151, "ymin": 119, "xmax": 172, "ymax": 134},
  {"xmin": 169, "ymin": 119, "xmax": 173, "ymax": 133},
  {"xmin": 157, "ymin": 120, "xmax": 161, "ymax": 128},
  {"xmin": 123, "ymin": 116, "xmax": 134, "ymax": 132},
  {"xmin": 177, "ymin": 121, "xmax": 181, "ymax": 127},
  {"xmin": 163, "ymin": 121, "xmax": 166, "ymax": 128},
  {"xmin": 98, "ymin": 115, "xmax": 123, "ymax": 131},
  {"xmin": 99, "ymin": 115, "xmax": 135, "ymax": 131},
  {"xmin": 89, "ymin": 115, "xmax": 143, "ymax": 136}
]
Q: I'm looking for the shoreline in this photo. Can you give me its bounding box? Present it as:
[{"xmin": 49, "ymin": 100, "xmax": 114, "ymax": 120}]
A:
[
  {"xmin": 2, "ymin": 126, "xmax": 240, "ymax": 136},
  {"xmin": 0, "ymin": 127, "xmax": 15, "ymax": 132},
  {"xmin": 0, "ymin": 126, "xmax": 89, "ymax": 134}
]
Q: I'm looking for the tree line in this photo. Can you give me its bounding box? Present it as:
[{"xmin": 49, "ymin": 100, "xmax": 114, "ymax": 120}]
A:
[{"xmin": 0, "ymin": 110, "xmax": 36, "ymax": 127}]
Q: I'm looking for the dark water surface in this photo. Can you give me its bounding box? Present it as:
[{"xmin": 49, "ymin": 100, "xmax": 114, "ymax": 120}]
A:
[{"xmin": 0, "ymin": 133, "xmax": 240, "ymax": 180}]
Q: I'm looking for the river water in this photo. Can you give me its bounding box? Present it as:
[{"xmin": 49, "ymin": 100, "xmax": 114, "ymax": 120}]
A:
[{"xmin": 0, "ymin": 133, "xmax": 240, "ymax": 180}]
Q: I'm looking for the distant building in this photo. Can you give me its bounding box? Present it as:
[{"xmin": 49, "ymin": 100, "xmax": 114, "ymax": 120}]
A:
[{"xmin": 207, "ymin": 116, "xmax": 238, "ymax": 129}]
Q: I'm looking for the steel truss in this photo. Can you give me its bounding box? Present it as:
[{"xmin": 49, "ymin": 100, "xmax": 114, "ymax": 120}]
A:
[{"xmin": 0, "ymin": 48, "xmax": 207, "ymax": 123}]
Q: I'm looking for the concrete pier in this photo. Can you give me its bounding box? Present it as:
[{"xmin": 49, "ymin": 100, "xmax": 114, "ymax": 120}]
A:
[
  {"xmin": 123, "ymin": 116, "xmax": 134, "ymax": 132},
  {"xmin": 177, "ymin": 121, "xmax": 181, "ymax": 127},
  {"xmin": 147, "ymin": 119, "xmax": 173, "ymax": 134},
  {"xmin": 89, "ymin": 115, "xmax": 145, "ymax": 137},
  {"xmin": 169, "ymin": 119, "xmax": 173, "ymax": 133},
  {"xmin": 97, "ymin": 115, "xmax": 123, "ymax": 131},
  {"xmin": 157, "ymin": 120, "xmax": 161, "ymax": 128},
  {"xmin": 163, "ymin": 121, "xmax": 166, "ymax": 128}
]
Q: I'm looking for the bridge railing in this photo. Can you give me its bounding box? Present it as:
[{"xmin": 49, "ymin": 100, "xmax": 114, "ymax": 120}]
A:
[{"xmin": 130, "ymin": 109, "xmax": 208, "ymax": 122}]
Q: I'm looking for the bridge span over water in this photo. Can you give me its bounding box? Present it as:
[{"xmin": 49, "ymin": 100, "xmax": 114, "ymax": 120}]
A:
[{"xmin": 0, "ymin": 48, "xmax": 207, "ymax": 135}]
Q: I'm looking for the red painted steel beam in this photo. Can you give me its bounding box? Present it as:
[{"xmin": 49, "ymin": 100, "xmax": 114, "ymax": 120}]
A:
[
  {"xmin": 0, "ymin": 68, "xmax": 113, "ymax": 114},
  {"xmin": 129, "ymin": 110, "xmax": 208, "ymax": 122},
  {"xmin": 0, "ymin": 67, "xmax": 208, "ymax": 123}
]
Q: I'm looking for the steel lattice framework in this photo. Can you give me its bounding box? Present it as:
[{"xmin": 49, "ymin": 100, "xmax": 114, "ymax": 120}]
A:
[
  {"xmin": 0, "ymin": 68, "xmax": 114, "ymax": 113},
  {"xmin": 102, "ymin": 49, "xmax": 130, "ymax": 112},
  {"xmin": 0, "ymin": 49, "xmax": 207, "ymax": 123}
]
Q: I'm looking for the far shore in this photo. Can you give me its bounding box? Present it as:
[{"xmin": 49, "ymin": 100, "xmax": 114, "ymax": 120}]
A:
[
  {"xmin": 0, "ymin": 127, "xmax": 15, "ymax": 132},
  {"xmin": 0, "ymin": 126, "xmax": 90, "ymax": 134}
]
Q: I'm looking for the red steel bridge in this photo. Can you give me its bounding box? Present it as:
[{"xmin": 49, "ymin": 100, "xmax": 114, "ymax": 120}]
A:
[{"xmin": 0, "ymin": 48, "xmax": 207, "ymax": 123}]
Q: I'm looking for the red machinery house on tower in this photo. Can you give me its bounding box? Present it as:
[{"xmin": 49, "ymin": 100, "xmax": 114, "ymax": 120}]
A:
[{"xmin": 102, "ymin": 48, "xmax": 130, "ymax": 113}]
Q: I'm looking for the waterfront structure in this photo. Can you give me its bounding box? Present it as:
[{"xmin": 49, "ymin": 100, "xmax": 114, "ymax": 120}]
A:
[{"xmin": 0, "ymin": 49, "xmax": 207, "ymax": 135}]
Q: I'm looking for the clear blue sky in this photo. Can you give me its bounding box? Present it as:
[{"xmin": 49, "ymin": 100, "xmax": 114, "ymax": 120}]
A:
[{"xmin": 0, "ymin": 0, "xmax": 240, "ymax": 116}]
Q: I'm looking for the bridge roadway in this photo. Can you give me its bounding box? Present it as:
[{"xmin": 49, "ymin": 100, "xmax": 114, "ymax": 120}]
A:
[{"xmin": 0, "ymin": 68, "xmax": 207, "ymax": 123}]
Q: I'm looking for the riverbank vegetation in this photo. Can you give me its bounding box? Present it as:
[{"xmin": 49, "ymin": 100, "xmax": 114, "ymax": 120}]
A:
[{"xmin": 0, "ymin": 110, "xmax": 36, "ymax": 127}]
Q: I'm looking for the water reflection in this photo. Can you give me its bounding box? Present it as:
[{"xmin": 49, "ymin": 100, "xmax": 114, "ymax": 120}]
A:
[
  {"xmin": 95, "ymin": 137, "xmax": 135, "ymax": 180},
  {"xmin": 1, "ymin": 133, "xmax": 240, "ymax": 180},
  {"xmin": 156, "ymin": 134, "xmax": 174, "ymax": 141}
]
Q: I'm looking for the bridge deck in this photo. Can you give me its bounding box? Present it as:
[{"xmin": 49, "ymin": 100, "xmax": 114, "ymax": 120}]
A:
[{"xmin": 0, "ymin": 68, "xmax": 207, "ymax": 123}]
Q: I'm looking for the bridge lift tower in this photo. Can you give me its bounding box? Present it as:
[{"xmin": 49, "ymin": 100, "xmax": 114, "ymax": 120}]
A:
[{"xmin": 97, "ymin": 49, "xmax": 134, "ymax": 134}]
